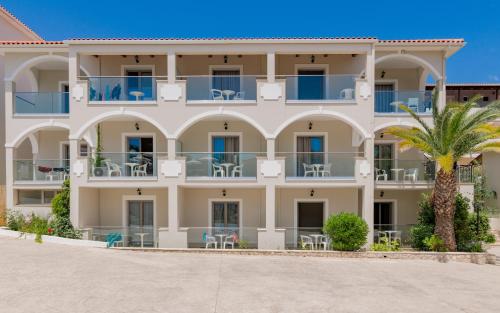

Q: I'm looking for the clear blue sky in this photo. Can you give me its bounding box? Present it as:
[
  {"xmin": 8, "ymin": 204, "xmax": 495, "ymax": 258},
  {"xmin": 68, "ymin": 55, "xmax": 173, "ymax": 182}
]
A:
[{"xmin": 3, "ymin": 0, "xmax": 500, "ymax": 83}]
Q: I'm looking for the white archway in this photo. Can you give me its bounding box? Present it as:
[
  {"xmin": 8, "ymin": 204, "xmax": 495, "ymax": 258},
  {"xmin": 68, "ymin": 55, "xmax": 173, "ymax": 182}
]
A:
[
  {"xmin": 71, "ymin": 110, "xmax": 170, "ymax": 140},
  {"xmin": 273, "ymin": 109, "xmax": 371, "ymax": 139},
  {"xmin": 6, "ymin": 54, "xmax": 91, "ymax": 81},
  {"xmin": 173, "ymin": 109, "xmax": 271, "ymax": 139},
  {"xmin": 374, "ymin": 121, "xmax": 424, "ymax": 133},
  {"xmin": 6, "ymin": 121, "xmax": 71, "ymax": 148},
  {"xmin": 374, "ymin": 53, "xmax": 443, "ymax": 81}
]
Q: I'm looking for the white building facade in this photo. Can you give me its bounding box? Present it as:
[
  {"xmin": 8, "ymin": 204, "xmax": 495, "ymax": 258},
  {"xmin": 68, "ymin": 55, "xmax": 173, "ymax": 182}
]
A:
[{"xmin": 3, "ymin": 35, "xmax": 481, "ymax": 249}]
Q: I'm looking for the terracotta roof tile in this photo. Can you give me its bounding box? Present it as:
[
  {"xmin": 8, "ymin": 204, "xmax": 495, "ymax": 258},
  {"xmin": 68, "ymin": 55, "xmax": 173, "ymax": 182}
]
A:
[
  {"xmin": 0, "ymin": 41, "xmax": 63, "ymax": 45},
  {"xmin": 379, "ymin": 39, "xmax": 464, "ymax": 44}
]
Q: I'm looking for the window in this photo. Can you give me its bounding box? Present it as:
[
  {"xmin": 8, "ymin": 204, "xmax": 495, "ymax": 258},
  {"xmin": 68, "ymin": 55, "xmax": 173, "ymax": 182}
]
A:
[
  {"xmin": 296, "ymin": 135, "xmax": 324, "ymax": 176},
  {"xmin": 125, "ymin": 69, "xmax": 153, "ymax": 100},
  {"xmin": 212, "ymin": 201, "xmax": 239, "ymax": 231},
  {"xmin": 375, "ymin": 83, "xmax": 395, "ymax": 112},
  {"xmin": 211, "ymin": 135, "xmax": 240, "ymax": 164},
  {"xmin": 17, "ymin": 190, "xmax": 58, "ymax": 205},
  {"xmin": 297, "ymin": 69, "xmax": 325, "ymax": 100},
  {"xmin": 127, "ymin": 200, "xmax": 154, "ymax": 247},
  {"xmin": 80, "ymin": 143, "xmax": 89, "ymax": 157},
  {"xmin": 212, "ymin": 69, "xmax": 241, "ymax": 97},
  {"xmin": 374, "ymin": 144, "xmax": 394, "ymax": 179},
  {"xmin": 126, "ymin": 136, "xmax": 154, "ymax": 175},
  {"xmin": 374, "ymin": 202, "xmax": 394, "ymax": 230}
]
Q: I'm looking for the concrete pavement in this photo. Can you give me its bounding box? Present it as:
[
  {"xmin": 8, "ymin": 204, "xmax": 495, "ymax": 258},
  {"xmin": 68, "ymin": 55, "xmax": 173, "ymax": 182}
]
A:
[{"xmin": 1, "ymin": 236, "xmax": 499, "ymax": 313}]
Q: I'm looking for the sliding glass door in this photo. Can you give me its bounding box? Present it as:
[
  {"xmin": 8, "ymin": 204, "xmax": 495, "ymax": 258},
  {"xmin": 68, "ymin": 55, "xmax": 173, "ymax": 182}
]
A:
[
  {"xmin": 212, "ymin": 201, "xmax": 239, "ymax": 234},
  {"xmin": 128, "ymin": 200, "xmax": 154, "ymax": 247},
  {"xmin": 296, "ymin": 135, "xmax": 324, "ymax": 176}
]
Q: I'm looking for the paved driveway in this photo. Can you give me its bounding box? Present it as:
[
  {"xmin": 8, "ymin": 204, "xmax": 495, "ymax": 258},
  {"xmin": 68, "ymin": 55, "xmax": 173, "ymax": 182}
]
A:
[{"xmin": 1, "ymin": 236, "xmax": 499, "ymax": 313}]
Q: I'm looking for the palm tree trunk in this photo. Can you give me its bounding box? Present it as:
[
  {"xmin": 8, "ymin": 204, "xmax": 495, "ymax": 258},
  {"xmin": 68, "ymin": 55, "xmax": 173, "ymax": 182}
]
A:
[{"xmin": 431, "ymin": 168, "xmax": 457, "ymax": 251}]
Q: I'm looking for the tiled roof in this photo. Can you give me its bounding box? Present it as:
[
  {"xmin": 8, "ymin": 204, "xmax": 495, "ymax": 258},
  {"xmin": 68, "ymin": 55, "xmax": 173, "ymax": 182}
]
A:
[
  {"xmin": 0, "ymin": 41, "xmax": 63, "ymax": 45},
  {"xmin": 379, "ymin": 39, "xmax": 464, "ymax": 44},
  {"xmin": 0, "ymin": 5, "xmax": 43, "ymax": 41},
  {"xmin": 69, "ymin": 37, "xmax": 378, "ymax": 41}
]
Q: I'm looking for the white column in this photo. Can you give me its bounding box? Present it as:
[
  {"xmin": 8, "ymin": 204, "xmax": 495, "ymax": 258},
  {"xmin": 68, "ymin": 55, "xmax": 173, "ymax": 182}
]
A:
[
  {"xmin": 4, "ymin": 80, "xmax": 14, "ymax": 118},
  {"xmin": 167, "ymin": 52, "xmax": 176, "ymax": 84},
  {"xmin": 437, "ymin": 79, "xmax": 446, "ymax": 110},
  {"xmin": 69, "ymin": 139, "xmax": 80, "ymax": 227},
  {"xmin": 68, "ymin": 50, "xmax": 80, "ymax": 88},
  {"xmin": 265, "ymin": 184, "xmax": 276, "ymax": 230},
  {"xmin": 168, "ymin": 184, "xmax": 179, "ymax": 231},
  {"xmin": 5, "ymin": 147, "xmax": 14, "ymax": 210},
  {"xmin": 362, "ymin": 137, "xmax": 374, "ymax": 245},
  {"xmin": 266, "ymin": 138, "xmax": 275, "ymax": 160},
  {"xmin": 267, "ymin": 52, "xmax": 276, "ymax": 83},
  {"xmin": 365, "ymin": 48, "xmax": 375, "ymax": 111},
  {"xmin": 167, "ymin": 138, "xmax": 176, "ymax": 160}
]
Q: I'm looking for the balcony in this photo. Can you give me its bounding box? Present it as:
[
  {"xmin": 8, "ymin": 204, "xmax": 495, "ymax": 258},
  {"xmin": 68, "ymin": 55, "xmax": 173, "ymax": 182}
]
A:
[
  {"xmin": 183, "ymin": 75, "xmax": 258, "ymax": 103},
  {"xmin": 88, "ymin": 152, "xmax": 158, "ymax": 179},
  {"xmin": 375, "ymin": 90, "xmax": 433, "ymax": 114},
  {"xmin": 87, "ymin": 76, "xmax": 157, "ymax": 103},
  {"xmin": 374, "ymin": 159, "xmax": 436, "ymax": 184},
  {"xmin": 14, "ymin": 92, "xmax": 69, "ymax": 115},
  {"xmin": 14, "ymin": 159, "xmax": 69, "ymax": 183},
  {"xmin": 278, "ymin": 152, "xmax": 358, "ymax": 180},
  {"xmin": 180, "ymin": 152, "xmax": 260, "ymax": 180},
  {"xmin": 284, "ymin": 75, "xmax": 356, "ymax": 102}
]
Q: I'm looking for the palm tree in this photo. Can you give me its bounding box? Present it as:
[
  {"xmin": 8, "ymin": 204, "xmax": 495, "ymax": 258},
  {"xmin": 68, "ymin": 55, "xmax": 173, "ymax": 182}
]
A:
[{"xmin": 387, "ymin": 93, "xmax": 500, "ymax": 251}]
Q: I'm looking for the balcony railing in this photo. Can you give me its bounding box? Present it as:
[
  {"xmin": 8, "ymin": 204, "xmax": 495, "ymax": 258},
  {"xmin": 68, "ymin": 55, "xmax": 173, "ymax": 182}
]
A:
[
  {"xmin": 87, "ymin": 76, "xmax": 157, "ymax": 101},
  {"xmin": 375, "ymin": 90, "xmax": 433, "ymax": 114},
  {"xmin": 88, "ymin": 226, "xmax": 156, "ymax": 247},
  {"xmin": 15, "ymin": 92, "xmax": 69, "ymax": 114},
  {"xmin": 88, "ymin": 152, "xmax": 157, "ymax": 178},
  {"xmin": 374, "ymin": 224, "xmax": 414, "ymax": 247},
  {"xmin": 183, "ymin": 75, "xmax": 258, "ymax": 101},
  {"xmin": 374, "ymin": 159, "xmax": 436, "ymax": 182},
  {"xmin": 185, "ymin": 227, "xmax": 259, "ymax": 248},
  {"xmin": 179, "ymin": 152, "xmax": 260, "ymax": 179},
  {"xmin": 277, "ymin": 152, "xmax": 359, "ymax": 179},
  {"xmin": 283, "ymin": 75, "xmax": 356, "ymax": 101},
  {"xmin": 14, "ymin": 159, "xmax": 69, "ymax": 182}
]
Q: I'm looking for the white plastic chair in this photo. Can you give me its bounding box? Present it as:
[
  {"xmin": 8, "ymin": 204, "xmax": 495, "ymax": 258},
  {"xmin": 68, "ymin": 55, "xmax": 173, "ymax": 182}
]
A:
[
  {"xmin": 340, "ymin": 88, "xmax": 354, "ymax": 100},
  {"xmin": 104, "ymin": 160, "xmax": 122, "ymax": 177},
  {"xmin": 205, "ymin": 235, "xmax": 217, "ymax": 249},
  {"xmin": 210, "ymin": 89, "xmax": 224, "ymax": 100},
  {"xmin": 392, "ymin": 231, "xmax": 402, "ymax": 244},
  {"xmin": 319, "ymin": 235, "xmax": 330, "ymax": 250},
  {"xmin": 407, "ymin": 98, "xmax": 419, "ymax": 112},
  {"xmin": 376, "ymin": 230, "xmax": 388, "ymax": 244},
  {"xmin": 212, "ymin": 164, "xmax": 225, "ymax": 177},
  {"xmin": 303, "ymin": 163, "xmax": 315, "ymax": 177},
  {"xmin": 231, "ymin": 165, "xmax": 243, "ymax": 177},
  {"xmin": 375, "ymin": 168, "xmax": 388, "ymax": 181},
  {"xmin": 403, "ymin": 168, "xmax": 418, "ymax": 182},
  {"xmin": 233, "ymin": 91, "xmax": 245, "ymax": 100},
  {"xmin": 318, "ymin": 164, "xmax": 332, "ymax": 177},
  {"xmin": 223, "ymin": 235, "xmax": 236, "ymax": 249},
  {"xmin": 300, "ymin": 235, "xmax": 314, "ymax": 250},
  {"xmin": 133, "ymin": 163, "xmax": 148, "ymax": 176}
]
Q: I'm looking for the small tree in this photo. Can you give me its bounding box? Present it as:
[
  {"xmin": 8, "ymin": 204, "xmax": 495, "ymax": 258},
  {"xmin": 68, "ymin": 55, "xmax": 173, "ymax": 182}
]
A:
[
  {"xmin": 50, "ymin": 179, "xmax": 81, "ymax": 239},
  {"xmin": 323, "ymin": 212, "xmax": 368, "ymax": 251}
]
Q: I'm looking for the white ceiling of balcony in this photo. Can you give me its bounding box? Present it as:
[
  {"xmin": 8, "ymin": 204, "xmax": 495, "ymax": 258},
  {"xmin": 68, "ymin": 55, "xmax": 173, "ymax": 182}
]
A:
[{"xmin": 32, "ymin": 60, "xmax": 68, "ymax": 71}]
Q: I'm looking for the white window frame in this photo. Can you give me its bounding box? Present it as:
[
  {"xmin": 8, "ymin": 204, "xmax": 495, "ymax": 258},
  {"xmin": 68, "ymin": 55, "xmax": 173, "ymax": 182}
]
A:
[
  {"xmin": 122, "ymin": 194, "xmax": 157, "ymax": 245},
  {"xmin": 294, "ymin": 64, "xmax": 330, "ymax": 100},
  {"xmin": 293, "ymin": 132, "xmax": 328, "ymax": 177},
  {"xmin": 208, "ymin": 198, "xmax": 243, "ymax": 238},
  {"xmin": 293, "ymin": 198, "xmax": 329, "ymax": 247}
]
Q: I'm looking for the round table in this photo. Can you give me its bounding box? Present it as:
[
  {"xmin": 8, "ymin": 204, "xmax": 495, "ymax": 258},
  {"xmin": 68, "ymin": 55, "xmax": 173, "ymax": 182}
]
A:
[
  {"xmin": 385, "ymin": 230, "xmax": 401, "ymax": 243},
  {"xmin": 215, "ymin": 234, "xmax": 227, "ymax": 248},
  {"xmin": 135, "ymin": 232, "xmax": 148, "ymax": 248},
  {"xmin": 390, "ymin": 168, "xmax": 404, "ymax": 181},
  {"xmin": 129, "ymin": 91, "xmax": 145, "ymax": 100},
  {"xmin": 222, "ymin": 90, "xmax": 235, "ymax": 100},
  {"xmin": 124, "ymin": 162, "xmax": 138, "ymax": 176},
  {"xmin": 312, "ymin": 164, "xmax": 325, "ymax": 177},
  {"xmin": 309, "ymin": 234, "xmax": 324, "ymax": 250},
  {"xmin": 219, "ymin": 163, "xmax": 234, "ymax": 177}
]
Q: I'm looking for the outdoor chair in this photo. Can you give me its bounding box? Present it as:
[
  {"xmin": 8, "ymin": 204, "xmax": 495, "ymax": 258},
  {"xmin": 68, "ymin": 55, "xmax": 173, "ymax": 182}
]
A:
[
  {"xmin": 318, "ymin": 164, "xmax": 332, "ymax": 177},
  {"xmin": 203, "ymin": 232, "xmax": 218, "ymax": 249},
  {"xmin": 340, "ymin": 88, "xmax": 355, "ymax": 100},
  {"xmin": 111, "ymin": 84, "xmax": 122, "ymax": 100},
  {"xmin": 300, "ymin": 235, "xmax": 314, "ymax": 250},
  {"xmin": 210, "ymin": 89, "xmax": 224, "ymax": 100},
  {"xmin": 133, "ymin": 163, "xmax": 148, "ymax": 176},
  {"xmin": 375, "ymin": 168, "xmax": 388, "ymax": 181},
  {"xmin": 233, "ymin": 91, "xmax": 245, "ymax": 100},
  {"xmin": 212, "ymin": 164, "xmax": 225, "ymax": 177},
  {"xmin": 319, "ymin": 235, "xmax": 330, "ymax": 250},
  {"xmin": 106, "ymin": 233, "xmax": 124, "ymax": 248},
  {"xmin": 403, "ymin": 168, "xmax": 418, "ymax": 182},
  {"xmin": 104, "ymin": 160, "xmax": 122, "ymax": 177},
  {"xmin": 231, "ymin": 164, "xmax": 243, "ymax": 177},
  {"xmin": 223, "ymin": 235, "xmax": 236, "ymax": 249},
  {"xmin": 303, "ymin": 163, "xmax": 315, "ymax": 177},
  {"xmin": 407, "ymin": 98, "xmax": 419, "ymax": 112}
]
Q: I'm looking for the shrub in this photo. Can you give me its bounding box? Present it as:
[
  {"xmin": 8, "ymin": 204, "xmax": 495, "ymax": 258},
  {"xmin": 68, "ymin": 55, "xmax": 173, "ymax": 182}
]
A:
[
  {"xmin": 371, "ymin": 237, "xmax": 400, "ymax": 251},
  {"xmin": 409, "ymin": 224, "xmax": 434, "ymax": 250},
  {"xmin": 323, "ymin": 212, "xmax": 368, "ymax": 251},
  {"xmin": 238, "ymin": 239, "xmax": 249, "ymax": 249},
  {"xmin": 5, "ymin": 211, "xmax": 49, "ymax": 243},
  {"xmin": 6, "ymin": 210, "xmax": 27, "ymax": 231},
  {"xmin": 423, "ymin": 234, "xmax": 447, "ymax": 252},
  {"xmin": 49, "ymin": 216, "xmax": 81, "ymax": 239},
  {"xmin": 50, "ymin": 179, "xmax": 81, "ymax": 239},
  {"xmin": 52, "ymin": 180, "xmax": 70, "ymax": 218}
]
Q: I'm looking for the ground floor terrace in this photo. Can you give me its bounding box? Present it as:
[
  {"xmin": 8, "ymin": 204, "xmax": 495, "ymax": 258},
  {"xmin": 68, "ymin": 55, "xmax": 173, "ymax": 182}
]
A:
[
  {"xmin": 75, "ymin": 185, "xmax": 428, "ymax": 249},
  {"xmin": 1, "ymin": 236, "xmax": 499, "ymax": 313}
]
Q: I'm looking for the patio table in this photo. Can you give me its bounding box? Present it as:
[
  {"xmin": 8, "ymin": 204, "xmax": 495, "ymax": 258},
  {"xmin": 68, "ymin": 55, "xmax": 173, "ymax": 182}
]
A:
[
  {"xmin": 125, "ymin": 162, "xmax": 138, "ymax": 176},
  {"xmin": 129, "ymin": 91, "xmax": 144, "ymax": 100},
  {"xmin": 309, "ymin": 234, "xmax": 324, "ymax": 250},
  {"xmin": 215, "ymin": 234, "xmax": 227, "ymax": 248},
  {"xmin": 222, "ymin": 90, "xmax": 235, "ymax": 100},
  {"xmin": 219, "ymin": 163, "xmax": 234, "ymax": 177},
  {"xmin": 135, "ymin": 232, "xmax": 148, "ymax": 248},
  {"xmin": 390, "ymin": 168, "xmax": 404, "ymax": 181}
]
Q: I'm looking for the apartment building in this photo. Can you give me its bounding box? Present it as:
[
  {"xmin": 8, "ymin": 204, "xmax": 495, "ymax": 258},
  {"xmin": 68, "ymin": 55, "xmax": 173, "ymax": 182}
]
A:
[
  {"xmin": 5, "ymin": 7, "xmax": 490, "ymax": 249},
  {"xmin": 0, "ymin": 6, "xmax": 44, "ymax": 224}
]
